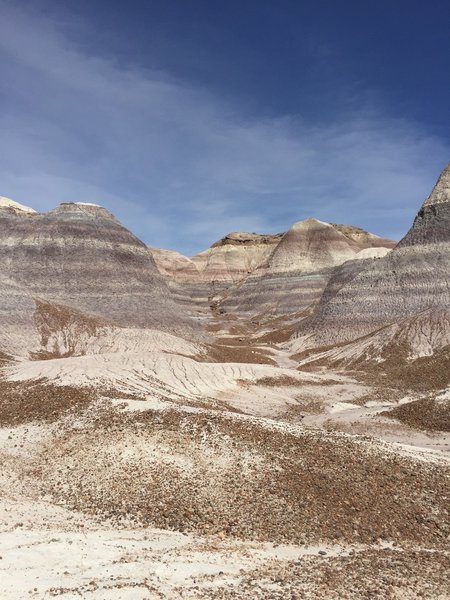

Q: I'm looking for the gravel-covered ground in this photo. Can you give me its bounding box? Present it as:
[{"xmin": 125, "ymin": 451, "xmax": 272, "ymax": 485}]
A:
[
  {"xmin": 381, "ymin": 397, "xmax": 450, "ymax": 432},
  {"xmin": 1, "ymin": 377, "xmax": 449, "ymax": 598},
  {"xmin": 7, "ymin": 402, "xmax": 448, "ymax": 549}
]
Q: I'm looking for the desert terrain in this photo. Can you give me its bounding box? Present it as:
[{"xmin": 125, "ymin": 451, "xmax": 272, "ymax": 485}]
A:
[{"xmin": 0, "ymin": 165, "xmax": 449, "ymax": 599}]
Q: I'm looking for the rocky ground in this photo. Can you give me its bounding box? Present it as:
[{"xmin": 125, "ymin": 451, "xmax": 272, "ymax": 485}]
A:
[{"xmin": 1, "ymin": 363, "xmax": 449, "ymax": 598}]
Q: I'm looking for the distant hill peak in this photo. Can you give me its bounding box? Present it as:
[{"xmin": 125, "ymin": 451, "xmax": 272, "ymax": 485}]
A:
[
  {"xmin": 210, "ymin": 231, "xmax": 284, "ymax": 248},
  {"xmin": 290, "ymin": 217, "xmax": 330, "ymax": 231},
  {"xmin": 423, "ymin": 163, "xmax": 450, "ymax": 207},
  {"xmin": 0, "ymin": 196, "xmax": 37, "ymax": 215}
]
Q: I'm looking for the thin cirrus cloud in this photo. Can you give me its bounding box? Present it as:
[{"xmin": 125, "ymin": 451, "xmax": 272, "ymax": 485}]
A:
[{"xmin": 0, "ymin": 3, "xmax": 448, "ymax": 256}]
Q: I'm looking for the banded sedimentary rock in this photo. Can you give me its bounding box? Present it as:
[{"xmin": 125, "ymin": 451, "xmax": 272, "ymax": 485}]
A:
[
  {"xmin": 0, "ymin": 196, "xmax": 37, "ymax": 216},
  {"xmin": 220, "ymin": 219, "xmax": 394, "ymax": 319},
  {"xmin": 151, "ymin": 220, "xmax": 393, "ymax": 323},
  {"xmin": 151, "ymin": 232, "xmax": 283, "ymax": 284},
  {"xmin": 292, "ymin": 164, "xmax": 450, "ymax": 360},
  {"xmin": 0, "ymin": 200, "xmax": 196, "ymax": 356},
  {"xmin": 192, "ymin": 232, "xmax": 283, "ymax": 283},
  {"xmin": 150, "ymin": 231, "xmax": 284, "ymax": 317},
  {"xmin": 149, "ymin": 247, "xmax": 200, "ymax": 282}
]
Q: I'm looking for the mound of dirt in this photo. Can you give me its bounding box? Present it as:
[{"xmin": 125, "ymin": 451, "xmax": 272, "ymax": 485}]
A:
[
  {"xmin": 206, "ymin": 548, "xmax": 450, "ymax": 600},
  {"xmin": 381, "ymin": 397, "xmax": 450, "ymax": 432},
  {"xmin": 203, "ymin": 342, "xmax": 276, "ymax": 365},
  {"xmin": 27, "ymin": 408, "xmax": 449, "ymax": 549},
  {"xmin": 0, "ymin": 379, "xmax": 95, "ymax": 426}
]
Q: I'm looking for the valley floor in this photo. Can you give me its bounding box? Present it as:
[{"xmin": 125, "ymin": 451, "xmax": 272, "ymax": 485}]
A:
[
  {"xmin": 0, "ymin": 329, "xmax": 449, "ymax": 599},
  {"xmin": 2, "ymin": 498, "xmax": 449, "ymax": 599}
]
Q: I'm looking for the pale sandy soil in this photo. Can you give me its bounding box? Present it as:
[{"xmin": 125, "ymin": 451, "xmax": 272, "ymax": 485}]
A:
[
  {"xmin": 4, "ymin": 347, "xmax": 369, "ymax": 415},
  {"xmin": 3, "ymin": 340, "xmax": 449, "ymax": 451},
  {"xmin": 303, "ymin": 401, "xmax": 450, "ymax": 454},
  {"xmin": 1, "ymin": 340, "xmax": 449, "ymax": 599},
  {"xmin": 1, "ymin": 409, "xmax": 448, "ymax": 600},
  {"xmin": 1, "ymin": 497, "xmax": 370, "ymax": 600}
]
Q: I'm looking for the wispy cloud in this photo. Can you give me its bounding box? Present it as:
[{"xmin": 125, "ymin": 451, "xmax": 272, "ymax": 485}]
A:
[{"xmin": 0, "ymin": 3, "xmax": 448, "ymax": 255}]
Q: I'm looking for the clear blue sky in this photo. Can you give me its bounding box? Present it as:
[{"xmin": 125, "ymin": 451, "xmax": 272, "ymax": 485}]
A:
[{"xmin": 1, "ymin": 0, "xmax": 449, "ymax": 254}]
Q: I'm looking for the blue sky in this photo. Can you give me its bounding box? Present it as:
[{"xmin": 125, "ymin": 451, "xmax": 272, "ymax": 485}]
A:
[{"xmin": 1, "ymin": 0, "xmax": 449, "ymax": 255}]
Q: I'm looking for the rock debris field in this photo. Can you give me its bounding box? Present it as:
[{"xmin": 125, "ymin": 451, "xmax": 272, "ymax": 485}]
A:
[{"xmin": 1, "ymin": 387, "xmax": 449, "ymax": 599}]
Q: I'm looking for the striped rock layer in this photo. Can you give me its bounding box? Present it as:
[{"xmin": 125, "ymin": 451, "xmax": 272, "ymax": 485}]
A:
[
  {"xmin": 150, "ymin": 232, "xmax": 285, "ymax": 317},
  {"xmin": 293, "ymin": 163, "xmax": 450, "ymax": 360},
  {"xmin": 0, "ymin": 201, "xmax": 196, "ymax": 357},
  {"xmin": 151, "ymin": 221, "xmax": 394, "ymax": 321},
  {"xmin": 219, "ymin": 219, "xmax": 394, "ymax": 319}
]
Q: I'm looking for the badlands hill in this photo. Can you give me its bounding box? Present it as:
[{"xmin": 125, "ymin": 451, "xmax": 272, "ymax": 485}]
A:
[
  {"xmin": 292, "ymin": 163, "xmax": 450, "ymax": 370},
  {"xmin": 152, "ymin": 231, "xmax": 283, "ymax": 283},
  {"xmin": 150, "ymin": 231, "xmax": 285, "ymax": 317},
  {"xmin": 220, "ymin": 219, "xmax": 394, "ymax": 320},
  {"xmin": 0, "ymin": 167, "xmax": 449, "ymax": 599},
  {"xmin": 151, "ymin": 219, "xmax": 394, "ymax": 325},
  {"xmin": 0, "ymin": 199, "xmax": 196, "ymax": 357}
]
